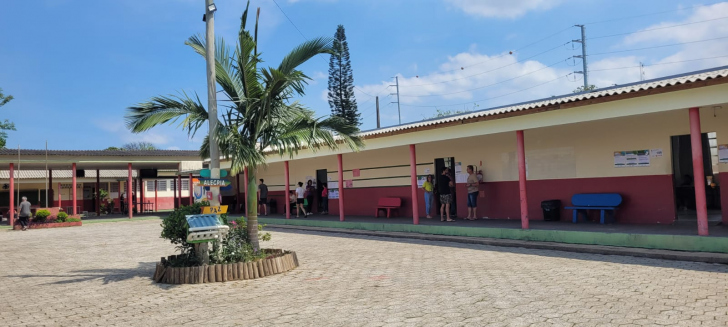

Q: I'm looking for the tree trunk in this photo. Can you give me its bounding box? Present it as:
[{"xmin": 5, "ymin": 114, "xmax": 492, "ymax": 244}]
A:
[{"xmin": 246, "ymin": 168, "xmax": 260, "ymax": 250}]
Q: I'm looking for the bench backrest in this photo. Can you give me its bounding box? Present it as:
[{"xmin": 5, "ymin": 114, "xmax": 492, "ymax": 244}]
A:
[
  {"xmin": 571, "ymin": 193, "xmax": 622, "ymax": 207},
  {"xmin": 377, "ymin": 197, "xmax": 402, "ymax": 207}
]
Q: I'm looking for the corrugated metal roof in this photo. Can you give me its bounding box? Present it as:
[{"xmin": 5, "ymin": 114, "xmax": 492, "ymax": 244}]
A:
[
  {"xmin": 0, "ymin": 149, "xmax": 200, "ymax": 157},
  {"xmin": 360, "ymin": 65, "xmax": 728, "ymax": 137},
  {"xmin": 0, "ymin": 170, "xmax": 139, "ymax": 179}
]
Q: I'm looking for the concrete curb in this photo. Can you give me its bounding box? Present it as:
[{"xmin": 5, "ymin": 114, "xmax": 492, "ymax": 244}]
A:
[{"xmin": 268, "ymin": 224, "xmax": 728, "ymax": 264}]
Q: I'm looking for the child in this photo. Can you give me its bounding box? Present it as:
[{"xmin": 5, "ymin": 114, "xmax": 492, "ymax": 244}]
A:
[{"xmin": 321, "ymin": 185, "xmax": 329, "ymax": 214}]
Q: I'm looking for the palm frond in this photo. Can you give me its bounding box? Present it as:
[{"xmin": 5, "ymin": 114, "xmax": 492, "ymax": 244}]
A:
[{"xmin": 125, "ymin": 92, "xmax": 208, "ymax": 138}]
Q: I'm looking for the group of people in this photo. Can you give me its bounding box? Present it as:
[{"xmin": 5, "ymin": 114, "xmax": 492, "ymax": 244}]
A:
[
  {"xmin": 422, "ymin": 165, "xmax": 480, "ymax": 222},
  {"xmin": 286, "ymin": 180, "xmax": 327, "ymax": 218}
]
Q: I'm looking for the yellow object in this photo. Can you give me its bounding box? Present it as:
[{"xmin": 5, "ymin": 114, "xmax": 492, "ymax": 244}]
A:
[
  {"xmin": 201, "ymin": 205, "xmax": 228, "ymax": 214},
  {"xmin": 423, "ymin": 181, "xmax": 433, "ymax": 192}
]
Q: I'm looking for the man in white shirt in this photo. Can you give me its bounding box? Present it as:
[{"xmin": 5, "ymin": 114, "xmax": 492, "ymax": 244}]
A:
[{"xmin": 295, "ymin": 182, "xmax": 309, "ymax": 218}]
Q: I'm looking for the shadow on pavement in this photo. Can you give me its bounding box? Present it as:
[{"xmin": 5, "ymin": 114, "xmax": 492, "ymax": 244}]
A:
[
  {"xmin": 269, "ymin": 228, "xmax": 728, "ymax": 274},
  {"xmin": 5, "ymin": 262, "xmax": 179, "ymax": 288}
]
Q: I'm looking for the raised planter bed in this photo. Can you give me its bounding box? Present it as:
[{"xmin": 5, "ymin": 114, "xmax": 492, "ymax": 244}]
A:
[
  {"xmin": 13, "ymin": 221, "xmax": 82, "ymax": 230},
  {"xmin": 153, "ymin": 249, "xmax": 299, "ymax": 284}
]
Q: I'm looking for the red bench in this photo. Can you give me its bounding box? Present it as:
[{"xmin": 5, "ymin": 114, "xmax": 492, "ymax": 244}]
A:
[{"xmin": 375, "ymin": 197, "xmax": 401, "ymax": 218}]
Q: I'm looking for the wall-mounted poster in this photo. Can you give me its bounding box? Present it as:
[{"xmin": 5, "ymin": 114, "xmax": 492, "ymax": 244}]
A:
[
  {"xmin": 719, "ymin": 145, "xmax": 728, "ymax": 163},
  {"xmin": 352, "ymin": 169, "xmax": 360, "ymax": 177},
  {"xmin": 417, "ymin": 175, "xmax": 428, "ymax": 188},
  {"xmin": 345, "ymin": 180, "xmax": 354, "ymax": 188},
  {"xmin": 329, "ymin": 189, "xmax": 339, "ymax": 199},
  {"xmin": 328, "ymin": 181, "xmax": 338, "ymax": 189},
  {"xmin": 614, "ymin": 150, "xmax": 650, "ymax": 168}
]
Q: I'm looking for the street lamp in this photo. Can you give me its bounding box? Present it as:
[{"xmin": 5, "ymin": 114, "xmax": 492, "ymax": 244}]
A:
[{"xmin": 208, "ymin": 3, "xmax": 217, "ymax": 12}]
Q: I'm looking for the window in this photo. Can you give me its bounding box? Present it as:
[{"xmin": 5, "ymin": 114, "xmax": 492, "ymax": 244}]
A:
[
  {"xmin": 157, "ymin": 180, "xmax": 167, "ymax": 192},
  {"xmin": 182, "ymin": 179, "xmax": 190, "ymax": 191},
  {"xmin": 146, "ymin": 181, "xmax": 155, "ymax": 192},
  {"xmin": 110, "ymin": 183, "xmax": 119, "ymax": 193},
  {"xmin": 100, "ymin": 183, "xmax": 109, "ymax": 192}
]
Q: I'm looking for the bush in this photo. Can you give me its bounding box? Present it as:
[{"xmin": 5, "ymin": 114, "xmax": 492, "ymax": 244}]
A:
[
  {"xmin": 160, "ymin": 201, "xmax": 210, "ymax": 267},
  {"xmin": 209, "ymin": 217, "xmax": 271, "ymax": 264},
  {"xmin": 56, "ymin": 212, "xmax": 69, "ymax": 222},
  {"xmin": 34, "ymin": 210, "xmax": 51, "ymax": 223},
  {"xmin": 67, "ymin": 217, "xmax": 81, "ymax": 223}
]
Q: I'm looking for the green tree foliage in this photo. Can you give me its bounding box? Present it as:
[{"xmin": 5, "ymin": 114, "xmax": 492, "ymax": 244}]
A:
[
  {"xmin": 0, "ymin": 88, "xmax": 16, "ymax": 148},
  {"xmin": 572, "ymin": 84, "xmax": 598, "ymax": 93},
  {"xmin": 126, "ymin": 2, "xmax": 363, "ymax": 250},
  {"xmin": 328, "ymin": 25, "xmax": 360, "ymax": 126}
]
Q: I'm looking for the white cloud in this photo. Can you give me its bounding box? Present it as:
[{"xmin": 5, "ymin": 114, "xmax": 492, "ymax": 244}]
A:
[
  {"xmin": 167, "ymin": 146, "xmax": 181, "ymax": 150},
  {"xmin": 445, "ymin": 0, "xmax": 562, "ymax": 18},
  {"xmin": 94, "ymin": 120, "xmax": 172, "ymax": 146}
]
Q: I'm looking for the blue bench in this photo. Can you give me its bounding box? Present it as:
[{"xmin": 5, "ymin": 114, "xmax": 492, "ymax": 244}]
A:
[{"xmin": 565, "ymin": 193, "xmax": 622, "ymax": 224}]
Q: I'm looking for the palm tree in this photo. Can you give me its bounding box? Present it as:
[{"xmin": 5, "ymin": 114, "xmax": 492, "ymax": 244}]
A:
[{"xmin": 126, "ymin": 2, "xmax": 363, "ymax": 249}]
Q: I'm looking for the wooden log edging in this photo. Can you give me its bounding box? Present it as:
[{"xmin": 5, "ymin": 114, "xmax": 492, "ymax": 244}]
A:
[{"xmin": 153, "ymin": 249, "xmax": 299, "ymax": 284}]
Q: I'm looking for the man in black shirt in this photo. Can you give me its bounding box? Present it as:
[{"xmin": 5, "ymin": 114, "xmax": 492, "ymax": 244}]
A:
[{"xmin": 438, "ymin": 167, "xmax": 454, "ymax": 222}]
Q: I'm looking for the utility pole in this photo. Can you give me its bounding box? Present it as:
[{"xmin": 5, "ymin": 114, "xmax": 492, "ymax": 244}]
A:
[
  {"xmin": 390, "ymin": 76, "xmax": 401, "ymax": 125},
  {"xmin": 640, "ymin": 62, "xmax": 646, "ymax": 81},
  {"xmin": 375, "ymin": 96, "xmax": 380, "ymax": 128},
  {"xmin": 573, "ymin": 24, "xmax": 589, "ymax": 90},
  {"xmin": 205, "ymin": 0, "xmax": 220, "ymax": 208}
]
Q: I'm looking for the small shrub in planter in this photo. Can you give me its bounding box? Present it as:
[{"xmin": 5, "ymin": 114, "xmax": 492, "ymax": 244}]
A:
[
  {"xmin": 34, "ymin": 210, "xmax": 51, "ymax": 223},
  {"xmin": 67, "ymin": 217, "xmax": 81, "ymax": 223},
  {"xmin": 56, "ymin": 212, "xmax": 69, "ymax": 223}
]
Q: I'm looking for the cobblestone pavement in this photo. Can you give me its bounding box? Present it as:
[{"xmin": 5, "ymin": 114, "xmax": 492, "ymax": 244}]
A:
[{"xmin": 1, "ymin": 220, "xmax": 727, "ymax": 327}]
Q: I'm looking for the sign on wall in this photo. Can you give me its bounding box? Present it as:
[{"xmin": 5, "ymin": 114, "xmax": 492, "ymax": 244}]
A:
[
  {"xmin": 329, "ymin": 189, "xmax": 339, "ymax": 199},
  {"xmin": 719, "ymin": 145, "xmax": 728, "ymax": 163},
  {"xmin": 198, "ymin": 179, "xmax": 231, "ymax": 187},
  {"xmin": 614, "ymin": 150, "xmax": 650, "ymax": 168},
  {"xmin": 201, "ymin": 205, "xmax": 228, "ymax": 214}
]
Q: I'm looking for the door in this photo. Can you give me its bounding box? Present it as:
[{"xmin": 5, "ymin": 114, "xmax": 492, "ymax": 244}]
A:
[
  {"xmin": 316, "ymin": 169, "xmax": 328, "ymax": 212},
  {"xmin": 434, "ymin": 157, "xmax": 457, "ymax": 216},
  {"xmin": 670, "ymin": 132, "xmax": 721, "ymax": 221}
]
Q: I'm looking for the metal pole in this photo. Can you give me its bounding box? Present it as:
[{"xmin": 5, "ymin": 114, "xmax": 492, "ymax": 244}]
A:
[
  {"xmin": 409, "ymin": 144, "xmax": 419, "ymax": 225},
  {"xmin": 395, "ymin": 76, "xmax": 401, "ymax": 124},
  {"xmin": 9, "ymin": 163, "xmax": 14, "ymax": 227},
  {"xmin": 573, "ymin": 24, "xmax": 588, "ymax": 90},
  {"xmin": 127, "ymin": 163, "xmax": 132, "ymax": 219},
  {"xmin": 517, "ymin": 130, "xmax": 529, "ymax": 229},
  {"xmin": 375, "ymin": 96, "xmax": 380, "ymax": 129},
  {"xmin": 96, "ymin": 169, "xmax": 100, "ymax": 217},
  {"xmin": 45, "ymin": 141, "xmax": 48, "ymax": 207},
  {"xmin": 205, "ymin": 0, "xmax": 220, "ymax": 207},
  {"xmin": 689, "ymin": 107, "xmax": 709, "ymax": 236},
  {"xmin": 72, "ymin": 163, "xmax": 77, "ymax": 216}
]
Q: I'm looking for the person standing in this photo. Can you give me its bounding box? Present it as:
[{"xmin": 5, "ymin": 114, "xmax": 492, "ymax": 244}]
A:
[
  {"xmin": 258, "ymin": 179, "xmax": 269, "ymax": 216},
  {"xmin": 120, "ymin": 192, "xmax": 126, "ymax": 215},
  {"xmin": 465, "ymin": 165, "xmax": 479, "ymax": 220},
  {"xmin": 423, "ymin": 175, "xmax": 434, "ymax": 219},
  {"xmin": 439, "ymin": 167, "xmax": 455, "ymax": 222},
  {"xmin": 295, "ymin": 182, "xmax": 309, "ymax": 217},
  {"xmin": 321, "ymin": 184, "xmax": 329, "ymax": 215},
  {"xmin": 18, "ymin": 196, "xmax": 31, "ymax": 231},
  {"xmin": 305, "ymin": 180, "xmax": 315, "ymax": 214}
]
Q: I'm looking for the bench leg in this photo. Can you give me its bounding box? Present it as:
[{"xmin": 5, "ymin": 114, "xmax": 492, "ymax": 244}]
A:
[
  {"xmin": 572, "ymin": 210, "xmax": 577, "ymax": 223},
  {"xmin": 600, "ymin": 210, "xmax": 605, "ymax": 224},
  {"xmin": 386, "ymin": 209, "xmax": 391, "ymax": 218}
]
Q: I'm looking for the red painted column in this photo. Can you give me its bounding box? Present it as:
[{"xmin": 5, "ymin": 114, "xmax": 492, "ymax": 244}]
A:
[
  {"xmin": 96, "ymin": 169, "xmax": 101, "ymax": 216},
  {"xmin": 517, "ymin": 130, "xmax": 529, "ymax": 229},
  {"xmin": 244, "ymin": 167, "xmax": 249, "ymax": 216},
  {"xmin": 337, "ymin": 154, "xmax": 345, "ymax": 221},
  {"xmin": 140, "ymin": 178, "xmax": 145, "ymax": 213},
  {"xmin": 409, "ymin": 144, "xmax": 420, "ymax": 225},
  {"xmin": 173, "ymin": 179, "xmax": 178, "ymax": 209},
  {"xmin": 127, "ymin": 163, "xmax": 133, "ymax": 219},
  {"xmin": 236, "ymin": 173, "xmax": 241, "ymax": 213},
  {"xmin": 57, "ymin": 182, "xmax": 61, "ymax": 208},
  {"xmin": 154, "ymin": 179, "xmax": 158, "ymax": 212},
  {"xmin": 284, "ymin": 161, "xmax": 291, "ymax": 219},
  {"xmin": 72, "ymin": 163, "xmax": 77, "ymax": 216},
  {"xmin": 48, "ymin": 169, "xmax": 53, "ymax": 207},
  {"xmin": 177, "ymin": 175, "xmax": 182, "ymax": 208},
  {"xmin": 189, "ymin": 173, "xmax": 193, "ymax": 206},
  {"xmin": 9, "ymin": 163, "xmax": 14, "ymax": 227},
  {"xmin": 689, "ymin": 107, "xmax": 709, "ymax": 236}
]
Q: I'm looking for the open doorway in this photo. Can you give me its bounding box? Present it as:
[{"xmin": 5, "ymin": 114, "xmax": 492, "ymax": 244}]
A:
[
  {"xmin": 671, "ymin": 132, "xmax": 722, "ymax": 221},
  {"xmin": 434, "ymin": 157, "xmax": 457, "ymax": 217},
  {"xmin": 316, "ymin": 169, "xmax": 327, "ymax": 213}
]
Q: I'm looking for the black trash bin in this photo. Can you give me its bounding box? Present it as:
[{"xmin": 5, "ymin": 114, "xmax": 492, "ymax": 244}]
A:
[{"xmin": 541, "ymin": 200, "xmax": 561, "ymax": 221}]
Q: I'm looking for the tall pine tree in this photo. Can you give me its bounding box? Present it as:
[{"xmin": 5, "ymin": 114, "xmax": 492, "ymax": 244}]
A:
[{"xmin": 328, "ymin": 25, "xmax": 360, "ymax": 126}]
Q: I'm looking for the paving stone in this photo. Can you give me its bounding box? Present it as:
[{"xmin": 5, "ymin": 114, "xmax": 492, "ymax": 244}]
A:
[{"xmin": 1, "ymin": 220, "xmax": 727, "ymax": 326}]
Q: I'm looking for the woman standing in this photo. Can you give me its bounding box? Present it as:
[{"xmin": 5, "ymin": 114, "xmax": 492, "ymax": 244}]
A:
[
  {"xmin": 295, "ymin": 182, "xmax": 309, "ymax": 217},
  {"xmin": 321, "ymin": 185, "xmax": 329, "ymax": 215},
  {"xmin": 305, "ymin": 180, "xmax": 315, "ymax": 214},
  {"xmin": 423, "ymin": 175, "xmax": 434, "ymax": 219}
]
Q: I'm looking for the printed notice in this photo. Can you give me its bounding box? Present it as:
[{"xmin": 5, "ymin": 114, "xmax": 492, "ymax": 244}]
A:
[
  {"xmin": 719, "ymin": 144, "xmax": 728, "ymax": 163},
  {"xmin": 614, "ymin": 150, "xmax": 650, "ymax": 168}
]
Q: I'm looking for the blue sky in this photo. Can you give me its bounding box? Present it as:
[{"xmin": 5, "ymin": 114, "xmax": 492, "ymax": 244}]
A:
[{"xmin": 1, "ymin": 0, "xmax": 727, "ymax": 150}]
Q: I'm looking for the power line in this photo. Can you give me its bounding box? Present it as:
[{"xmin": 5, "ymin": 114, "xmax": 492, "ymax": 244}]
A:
[
  {"xmin": 404, "ymin": 41, "xmax": 572, "ymax": 87},
  {"xmin": 584, "ymin": 1, "xmax": 725, "ymax": 25},
  {"xmin": 588, "ymin": 54, "xmax": 728, "ymax": 72},
  {"xmin": 399, "ymin": 58, "xmax": 569, "ymax": 97},
  {"xmin": 401, "ymin": 73, "xmax": 573, "ymax": 108},
  {"xmin": 588, "ymin": 36, "xmax": 728, "ymax": 56},
  {"xmin": 590, "ymin": 16, "xmax": 728, "ymax": 40}
]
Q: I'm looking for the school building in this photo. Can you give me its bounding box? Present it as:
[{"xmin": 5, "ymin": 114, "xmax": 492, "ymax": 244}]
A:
[
  {"xmin": 229, "ymin": 66, "xmax": 728, "ymax": 238},
  {"xmin": 0, "ymin": 149, "xmax": 203, "ymax": 223}
]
